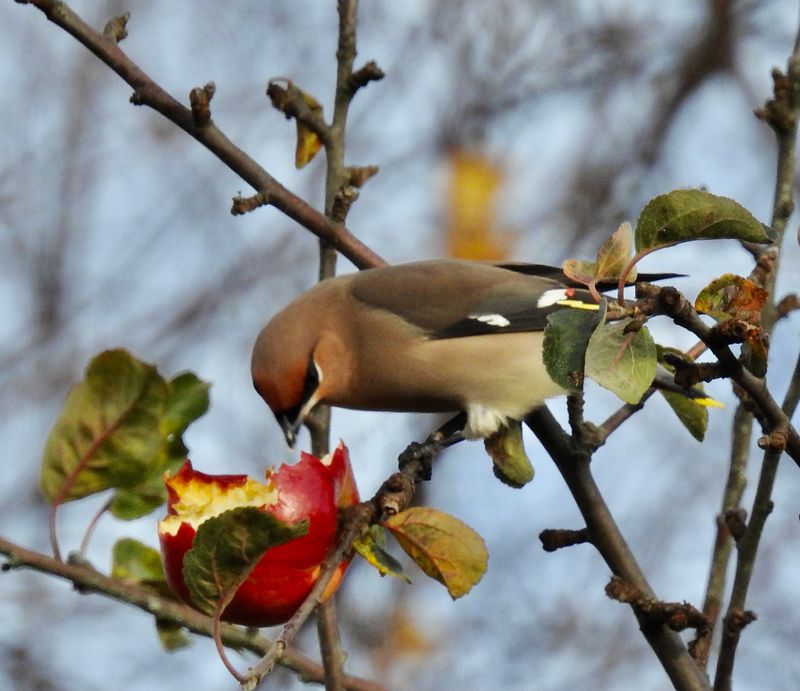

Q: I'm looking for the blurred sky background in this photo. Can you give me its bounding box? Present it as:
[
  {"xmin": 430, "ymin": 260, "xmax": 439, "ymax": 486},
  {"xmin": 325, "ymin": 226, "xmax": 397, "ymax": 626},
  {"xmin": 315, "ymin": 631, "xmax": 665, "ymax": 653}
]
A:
[{"xmin": 2, "ymin": 1, "xmax": 800, "ymax": 690}]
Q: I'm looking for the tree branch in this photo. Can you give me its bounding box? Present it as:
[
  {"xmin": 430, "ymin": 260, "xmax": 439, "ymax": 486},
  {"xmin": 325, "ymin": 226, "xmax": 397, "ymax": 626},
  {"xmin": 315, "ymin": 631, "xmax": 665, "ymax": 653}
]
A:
[
  {"xmin": 244, "ymin": 435, "xmax": 441, "ymax": 690},
  {"xmin": 606, "ymin": 576, "xmax": 709, "ymax": 635},
  {"xmin": 636, "ymin": 284, "xmax": 800, "ymax": 466},
  {"xmin": 307, "ymin": 1, "xmax": 381, "ymax": 687},
  {"xmin": 267, "ymin": 79, "xmax": 332, "ymax": 146},
  {"xmin": 691, "ymin": 403, "xmax": 753, "ymax": 669},
  {"xmin": 525, "ymin": 407, "xmax": 711, "ymax": 691},
  {"xmin": 15, "ymin": 0, "xmax": 386, "ymax": 271},
  {"xmin": 0, "ymin": 535, "xmax": 382, "ymax": 691},
  {"xmin": 712, "ymin": 339, "xmax": 800, "ymax": 689},
  {"xmin": 697, "ymin": 29, "xmax": 800, "ymax": 655}
]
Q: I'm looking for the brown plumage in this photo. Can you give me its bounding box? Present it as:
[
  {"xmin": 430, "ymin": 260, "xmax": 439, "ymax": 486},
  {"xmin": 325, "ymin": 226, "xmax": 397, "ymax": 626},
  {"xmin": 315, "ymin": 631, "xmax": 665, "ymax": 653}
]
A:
[{"xmin": 251, "ymin": 259, "xmax": 595, "ymax": 446}]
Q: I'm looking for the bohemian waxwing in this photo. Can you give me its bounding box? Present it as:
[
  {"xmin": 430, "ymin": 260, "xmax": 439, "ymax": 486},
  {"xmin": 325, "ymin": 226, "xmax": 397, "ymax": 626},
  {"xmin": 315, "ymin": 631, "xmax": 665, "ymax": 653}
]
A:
[{"xmin": 251, "ymin": 259, "xmax": 653, "ymax": 447}]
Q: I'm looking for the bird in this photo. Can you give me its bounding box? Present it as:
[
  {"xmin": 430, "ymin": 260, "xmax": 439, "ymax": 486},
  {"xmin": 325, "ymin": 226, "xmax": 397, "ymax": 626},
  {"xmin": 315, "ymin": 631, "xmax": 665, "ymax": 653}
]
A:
[{"xmin": 251, "ymin": 259, "xmax": 678, "ymax": 448}]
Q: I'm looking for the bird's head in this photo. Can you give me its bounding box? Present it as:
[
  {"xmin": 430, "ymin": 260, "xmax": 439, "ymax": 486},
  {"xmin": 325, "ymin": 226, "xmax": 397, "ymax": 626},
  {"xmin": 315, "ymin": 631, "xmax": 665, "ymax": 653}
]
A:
[
  {"xmin": 251, "ymin": 290, "xmax": 352, "ymax": 448},
  {"xmin": 251, "ymin": 312, "xmax": 322, "ymax": 447}
]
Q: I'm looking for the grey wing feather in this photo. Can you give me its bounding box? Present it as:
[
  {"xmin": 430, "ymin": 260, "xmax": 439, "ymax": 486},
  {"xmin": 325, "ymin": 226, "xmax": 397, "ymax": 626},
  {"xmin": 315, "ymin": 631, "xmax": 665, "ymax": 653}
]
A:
[{"xmin": 348, "ymin": 260, "xmax": 575, "ymax": 339}]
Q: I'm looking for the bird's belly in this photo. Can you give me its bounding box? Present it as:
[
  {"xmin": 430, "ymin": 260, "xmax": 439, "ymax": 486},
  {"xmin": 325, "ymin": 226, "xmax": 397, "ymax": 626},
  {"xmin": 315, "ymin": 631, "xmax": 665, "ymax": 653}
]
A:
[{"xmin": 337, "ymin": 331, "xmax": 565, "ymax": 417}]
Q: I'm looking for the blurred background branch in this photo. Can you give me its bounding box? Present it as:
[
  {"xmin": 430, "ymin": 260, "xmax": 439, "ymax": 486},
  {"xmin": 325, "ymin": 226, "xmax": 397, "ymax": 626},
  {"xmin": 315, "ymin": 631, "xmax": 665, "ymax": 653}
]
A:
[{"xmin": 2, "ymin": 1, "xmax": 800, "ymax": 690}]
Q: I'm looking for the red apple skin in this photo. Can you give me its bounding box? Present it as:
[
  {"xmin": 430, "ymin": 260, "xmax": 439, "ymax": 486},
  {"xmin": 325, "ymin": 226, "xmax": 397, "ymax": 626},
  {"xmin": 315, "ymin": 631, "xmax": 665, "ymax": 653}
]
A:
[{"xmin": 159, "ymin": 442, "xmax": 358, "ymax": 627}]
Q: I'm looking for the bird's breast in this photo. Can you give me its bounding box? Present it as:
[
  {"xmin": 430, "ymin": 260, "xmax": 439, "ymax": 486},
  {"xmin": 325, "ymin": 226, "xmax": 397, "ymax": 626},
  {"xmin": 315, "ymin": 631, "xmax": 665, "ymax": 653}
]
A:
[{"xmin": 334, "ymin": 328, "xmax": 564, "ymax": 418}]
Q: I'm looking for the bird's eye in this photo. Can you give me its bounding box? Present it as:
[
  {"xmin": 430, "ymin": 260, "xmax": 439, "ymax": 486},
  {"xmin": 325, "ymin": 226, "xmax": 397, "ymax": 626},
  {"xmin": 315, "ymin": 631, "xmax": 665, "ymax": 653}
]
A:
[{"xmin": 272, "ymin": 358, "xmax": 321, "ymax": 442}]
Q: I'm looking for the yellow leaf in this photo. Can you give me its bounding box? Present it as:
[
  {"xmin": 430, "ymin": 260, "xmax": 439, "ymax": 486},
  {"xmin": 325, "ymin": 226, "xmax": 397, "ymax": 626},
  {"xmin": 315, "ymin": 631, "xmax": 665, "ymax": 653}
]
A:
[
  {"xmin": 353, "ymin": 525, "xmax": 411, "ymax": 583},
  {"xmin": 384, "ymin": 506, "xmax": 487, "ymax": 599},
  {"xmin": 295, "ymin": 91, "xmax": 323, "ymax": 168},
  {"xmin": 295, "ymin": 124, "xmax": 321, "ymax": 168},
  {"xmin": 445, "ymin": 149, "xmax": 511, "ymax": 260}
]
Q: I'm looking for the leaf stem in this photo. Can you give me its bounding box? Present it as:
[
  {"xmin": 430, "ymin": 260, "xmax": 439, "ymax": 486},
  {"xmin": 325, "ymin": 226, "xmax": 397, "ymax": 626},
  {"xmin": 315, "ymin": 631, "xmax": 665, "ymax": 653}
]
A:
[
  {"xmin": 616, "ymin": 247, "xmax": 658, "ymax": 304},
  {"xmin": 214, "ymin": 607, "xmax": 247, "ymax": 683},
  {"xmin": 78, "ymin": 497, "xmax": 111, "ymax": 559}
]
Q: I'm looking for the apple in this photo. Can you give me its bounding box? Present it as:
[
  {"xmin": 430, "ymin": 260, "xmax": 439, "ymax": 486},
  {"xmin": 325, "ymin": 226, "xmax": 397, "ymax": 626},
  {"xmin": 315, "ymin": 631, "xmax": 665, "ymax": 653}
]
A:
[{"xmin": 158, "ymin": 441, "xmax": 359, "ymax": 626}]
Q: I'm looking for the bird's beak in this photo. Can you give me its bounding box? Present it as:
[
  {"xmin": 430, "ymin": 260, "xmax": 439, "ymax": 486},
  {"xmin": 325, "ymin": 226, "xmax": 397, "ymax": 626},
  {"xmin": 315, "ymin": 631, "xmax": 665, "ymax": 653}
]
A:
[
  {"xmin": 275, "ymin": 410, "xmax": 302, "ymax": 449},
  {"xmin": 274, "ymin": 390, "xmax": 322, "ymax": 449}
]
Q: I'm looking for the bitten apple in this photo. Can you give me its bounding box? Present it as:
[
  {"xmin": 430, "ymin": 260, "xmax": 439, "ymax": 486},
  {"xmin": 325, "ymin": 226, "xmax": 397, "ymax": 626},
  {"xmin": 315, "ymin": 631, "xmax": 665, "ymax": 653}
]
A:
[{"xmin": 159, "ymin": 441, "xmax": 359, "ymax": 626}]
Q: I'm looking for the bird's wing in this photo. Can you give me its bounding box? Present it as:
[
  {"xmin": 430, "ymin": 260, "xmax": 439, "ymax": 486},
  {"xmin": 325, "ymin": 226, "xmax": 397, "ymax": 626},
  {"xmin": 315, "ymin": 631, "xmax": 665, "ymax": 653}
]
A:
[
  {"xmin": 348, "ymin": 260, "xmax": 593, "ymax": 339},
  {"xmin": 494, "ymin": 262, "xmax": 684, "ymax": 288}
]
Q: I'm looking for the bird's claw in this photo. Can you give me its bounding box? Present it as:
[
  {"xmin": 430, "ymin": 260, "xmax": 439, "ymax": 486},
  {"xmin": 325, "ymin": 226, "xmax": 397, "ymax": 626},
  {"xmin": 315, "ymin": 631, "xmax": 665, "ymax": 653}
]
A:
[{"xmin": 397, "ymin": 440, "xmax": 440, "ymax": 481}]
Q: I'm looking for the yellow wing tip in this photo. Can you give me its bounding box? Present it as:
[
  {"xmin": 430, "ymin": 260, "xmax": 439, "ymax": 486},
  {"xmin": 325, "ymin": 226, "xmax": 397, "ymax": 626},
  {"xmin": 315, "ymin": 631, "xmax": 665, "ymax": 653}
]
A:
[
  {"xmin": 556, "ymin": 299, "xmax": 600, "ymax": 311},
  {"xmin": 692, "ymin": 396, "xmax": 725, "ymax": 409}
]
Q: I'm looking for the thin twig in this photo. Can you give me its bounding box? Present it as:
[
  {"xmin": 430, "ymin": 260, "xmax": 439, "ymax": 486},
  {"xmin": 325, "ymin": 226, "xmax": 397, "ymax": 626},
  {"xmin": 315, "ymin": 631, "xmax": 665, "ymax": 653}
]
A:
[
  {"xmin": 244, "ymin": 518, "xmax": 364, "ymax": 690},
  {"xmin": 781, "ymin": 336, "xmax": 800, "ymax": 422},
  {"xmin": 309, "ymin": 1, "xmax": 373, "ymax": 687},
  {"xmin": 691, "ymin": 404, "xmax": 753, "ymax": 669},
  {"xmin": 0, "ymin": 535, "xmax": 382, "ymax": 691},
  {"xmin": 317, "ymin": 600, "xmax": 347, "ymax": 691},
  {"xmin": 539, "ymin": 527, "xmax": 591, "ymax": 552},
  {"xmin": 712, "ymin": 451, "xmax": 775, "ymax": 691},
  {"xmin": 525, "ymin": 407, "xmax": 710, "ymax": 691},
  {"xmin": 606, "ymin": 576, "xmax": 709, "ymax": 635},
  {"xmin": 713, "ymin": 341, "xmax": 800, "ymax": 688},
  {"xmin": 266, "ymin": 79, "xmax": 331, "ymax": 145},
  {"xmin": 244, "ymin": 440, "xmax": 439, "ymax": 690},
  {"xmin": 637, "ymin": 285, "xmax": 800, "ymax": 466},
  {"xmin": 598, "ymin": 389, "xmax": 653, "ymax": 441},
  {"xmin": 710, "ymin": 20, "xmax": 800, "ymax": 687},
  {"xmin": 17, "ymin": 0, "xmax": 386, "ymax": 271}
]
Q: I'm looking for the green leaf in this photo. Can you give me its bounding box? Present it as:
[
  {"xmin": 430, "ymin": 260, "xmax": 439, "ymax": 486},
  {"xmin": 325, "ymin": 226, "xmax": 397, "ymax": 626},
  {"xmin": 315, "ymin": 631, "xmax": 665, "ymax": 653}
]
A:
[
  {"xmin": 111, "ymin": 538, "xmax": 170, "ymax": 591},
  {"xmin": 40, "ymin": 350, "xmax": 210, "ymax": 518},
  {"xmin": 353, "ymin": 525, "xmax": 411, "ymax": 583},
  {"xmin": 655, "ymin": 345, "xmax": 716, "ymax": 441},
  {"xmin": 595, "ymin": 221, "xmax": 636, "ymax": 281},
  {"xmin": 635, "ymin": 189, "xmax": 773, "ymax": 252},
  {"xmin": 659, "ymin": 390, "xmax": 709, "ymax": 442},
  {"xmin": 544, "ymin": 301, "xmax": 606, "ymax": 390},
  {"xmin": 585, "ymin": 317, "xmax": 657, "ymax": 404},
  {"xmin": 155, "ymin": 619, "xmax": 191, "ymax": 652},
  {"xmin": 161, "ymin": 372, "xmax": 211, "ymax": 442},
  {"xmin": 40, "ymin": 350, "xmax": 169, "ymax": 503},
  {"xmin": 157, "ymin": 373, "xmax": 211, "ymax": 463},
  {"xmin": 109, "ymin": 467, "xmax": 180, "ymax": 520},
  {"xmin": 384, "ymin": 507, "xmax": 487, "ymax": 599},
  {"xmin": 483, "ymin": 421, "xmax": 533, "ymax": 488},
  {"xmin": 182, "ymin": 507, "xmax": 307, "ymax": 617},
  {"xmin": 112, "ymin": 539, "xmax": 191, "ymax": 650}
]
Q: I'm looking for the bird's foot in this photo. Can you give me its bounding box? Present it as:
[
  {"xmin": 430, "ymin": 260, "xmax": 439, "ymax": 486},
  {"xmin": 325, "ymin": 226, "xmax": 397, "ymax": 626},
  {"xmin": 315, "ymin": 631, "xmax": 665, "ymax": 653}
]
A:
[{"xmin": 397, "ymin": 440, "xmax": 440, "ymax": 481}]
